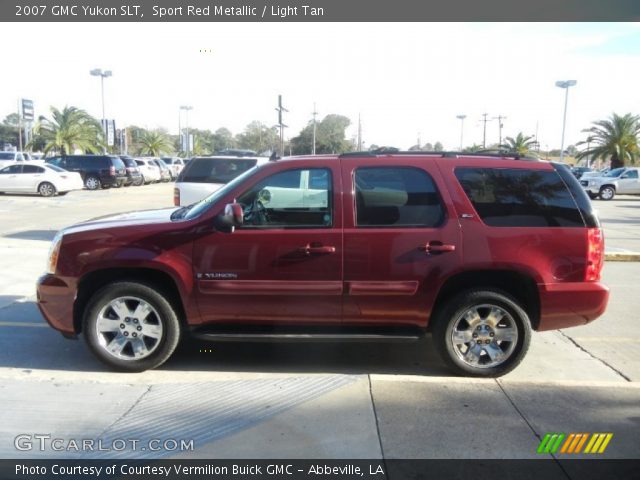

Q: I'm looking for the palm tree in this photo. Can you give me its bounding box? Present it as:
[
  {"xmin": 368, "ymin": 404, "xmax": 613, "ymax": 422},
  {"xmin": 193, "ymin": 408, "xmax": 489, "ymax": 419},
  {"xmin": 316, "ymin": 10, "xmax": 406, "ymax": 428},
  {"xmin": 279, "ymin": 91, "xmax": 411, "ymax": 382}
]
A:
[
  {"xmin": 500, "ymin": 132, "xmax": 538, "ymax": 157},
  {"xmin": 576, "ymin": 113, "xmax": 640, "ymax": 168},
  {"xmin": 32, "ymin": 106, "xmax": 103, "ymax": 155},
  {"xmin": 137, "ymin": 131, "xmax": 174, "ymax": 156}
]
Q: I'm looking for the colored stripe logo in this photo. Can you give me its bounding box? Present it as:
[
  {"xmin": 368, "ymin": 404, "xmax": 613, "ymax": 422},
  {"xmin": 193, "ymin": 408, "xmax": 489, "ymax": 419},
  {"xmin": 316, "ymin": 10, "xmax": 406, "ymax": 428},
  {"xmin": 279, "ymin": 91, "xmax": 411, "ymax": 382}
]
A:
[{"xmin": 537, "ymin": 433, "xmax": 612, "ymax": 454}]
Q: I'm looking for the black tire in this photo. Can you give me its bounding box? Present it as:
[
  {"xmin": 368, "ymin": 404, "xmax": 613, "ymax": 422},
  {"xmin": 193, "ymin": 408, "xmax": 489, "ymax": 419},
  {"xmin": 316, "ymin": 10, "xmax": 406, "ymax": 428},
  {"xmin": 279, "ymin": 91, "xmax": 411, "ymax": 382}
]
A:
[
  {"xmin": 432, "ymin": 289, "xmax": 531, "ymax": 377},
  {"xmin": 85, "ymin": 176, "xmax": 101, "ymax": 190},
  {"xmin": 38, "ymin": 182, "xmax": 56, "ymax": 197},
  {"xmin": 82, "ymin": 281, "xmax": 181, "ymax": 372},
  {"xmin": 599, "ymin": 185, "xmax": 615, "ymax": 201}
]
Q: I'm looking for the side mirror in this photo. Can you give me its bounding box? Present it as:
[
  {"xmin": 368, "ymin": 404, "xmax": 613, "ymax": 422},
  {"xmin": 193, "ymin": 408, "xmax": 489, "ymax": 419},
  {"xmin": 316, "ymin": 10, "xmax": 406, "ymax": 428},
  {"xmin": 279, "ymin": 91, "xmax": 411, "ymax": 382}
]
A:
[{"xmin": 216, "ymin": 202, "xmax": 243, "ymax": 231}]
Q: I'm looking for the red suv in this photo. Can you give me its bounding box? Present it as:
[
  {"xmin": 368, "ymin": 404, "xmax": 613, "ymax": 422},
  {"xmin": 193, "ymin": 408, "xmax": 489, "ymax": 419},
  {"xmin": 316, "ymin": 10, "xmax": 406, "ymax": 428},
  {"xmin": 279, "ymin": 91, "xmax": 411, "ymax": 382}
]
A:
[{"xmin": 37, "ymin": 152, "xmax": 608, "ymax": 376}]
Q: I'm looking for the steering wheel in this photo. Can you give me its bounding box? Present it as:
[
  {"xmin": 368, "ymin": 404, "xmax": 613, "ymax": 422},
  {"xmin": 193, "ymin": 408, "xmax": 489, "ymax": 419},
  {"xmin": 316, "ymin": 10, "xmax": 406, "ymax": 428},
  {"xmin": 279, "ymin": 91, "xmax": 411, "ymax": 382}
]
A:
[{"xmin": 241, "ymin": 198, "xmax": 269, "ymax": 225}]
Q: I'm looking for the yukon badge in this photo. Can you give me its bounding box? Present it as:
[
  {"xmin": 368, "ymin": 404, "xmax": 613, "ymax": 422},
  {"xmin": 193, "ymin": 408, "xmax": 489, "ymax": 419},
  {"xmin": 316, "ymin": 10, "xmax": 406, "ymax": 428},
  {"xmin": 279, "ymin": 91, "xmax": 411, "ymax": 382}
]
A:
[{"xmin": 196, "ymin": 272, "xmax": 239, "ymax": 280}]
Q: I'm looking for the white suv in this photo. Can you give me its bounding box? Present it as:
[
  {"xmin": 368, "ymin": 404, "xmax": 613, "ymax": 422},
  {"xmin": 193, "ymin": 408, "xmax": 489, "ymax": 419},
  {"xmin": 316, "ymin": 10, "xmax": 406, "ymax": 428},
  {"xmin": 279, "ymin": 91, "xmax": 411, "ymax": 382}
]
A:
[
  {"xmin": 174, "ymin": 155, "xmax": 269, "ymax": 206},
  {"xmin": 581, "ymin": 167, "xmax": 640, "ymax": 200}
]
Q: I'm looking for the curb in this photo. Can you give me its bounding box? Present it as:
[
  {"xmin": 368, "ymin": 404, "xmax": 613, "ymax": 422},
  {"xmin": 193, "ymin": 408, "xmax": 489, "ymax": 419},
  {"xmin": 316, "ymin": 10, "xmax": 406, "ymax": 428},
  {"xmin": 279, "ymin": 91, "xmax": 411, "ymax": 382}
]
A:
[{"xmin": 605, "ymin": 252, "xmax": 640, "ymax": 262}]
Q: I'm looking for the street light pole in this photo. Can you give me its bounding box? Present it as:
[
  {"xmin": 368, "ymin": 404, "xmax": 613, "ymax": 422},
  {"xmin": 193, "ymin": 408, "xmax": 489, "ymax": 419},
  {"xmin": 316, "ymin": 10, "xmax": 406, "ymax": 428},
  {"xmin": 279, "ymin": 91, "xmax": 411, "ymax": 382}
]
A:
[
  {"xmin": 180, "ymin": 105, "xmax": 193, "ymax": 157},
  {"xmin": 456, "ymin": 115, "xmax": 466, "ymax": 151},
  {"xmin": 555, "ymin": 80, "xmax": 577, "ymax": 163},
  {"xmin": 90, "ymin": 68, "xmax": 112, "ymax": 151}
]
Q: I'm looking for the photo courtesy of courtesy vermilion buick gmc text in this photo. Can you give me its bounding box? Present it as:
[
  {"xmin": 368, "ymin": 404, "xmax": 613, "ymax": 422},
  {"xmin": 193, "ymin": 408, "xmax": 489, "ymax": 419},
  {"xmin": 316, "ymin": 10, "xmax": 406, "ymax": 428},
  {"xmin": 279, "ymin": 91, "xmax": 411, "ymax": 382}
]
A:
[{"xmin": 36, "ymin": 152, "xmax": 609, "ymax": 376}]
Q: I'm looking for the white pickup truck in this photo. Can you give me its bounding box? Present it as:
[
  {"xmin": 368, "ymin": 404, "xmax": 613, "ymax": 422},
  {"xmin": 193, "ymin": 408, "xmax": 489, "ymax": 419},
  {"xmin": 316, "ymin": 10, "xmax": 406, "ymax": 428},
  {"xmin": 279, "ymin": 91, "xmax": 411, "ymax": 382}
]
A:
[{"xmin": 0, "ymin": 151, "xmax": 40, "ymax": 169}]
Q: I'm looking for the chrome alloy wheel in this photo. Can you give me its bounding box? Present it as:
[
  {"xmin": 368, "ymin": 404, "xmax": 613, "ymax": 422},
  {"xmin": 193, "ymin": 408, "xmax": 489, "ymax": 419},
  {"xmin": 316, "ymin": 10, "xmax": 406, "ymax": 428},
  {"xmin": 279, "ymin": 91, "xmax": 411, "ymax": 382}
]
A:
[
  {"xmin": 450, "ymin": 304, "xmax": 518, "ymax": 369},
  {"xmin": 95, "ymin": 296, "xmax": 163, "ymax": 360}
]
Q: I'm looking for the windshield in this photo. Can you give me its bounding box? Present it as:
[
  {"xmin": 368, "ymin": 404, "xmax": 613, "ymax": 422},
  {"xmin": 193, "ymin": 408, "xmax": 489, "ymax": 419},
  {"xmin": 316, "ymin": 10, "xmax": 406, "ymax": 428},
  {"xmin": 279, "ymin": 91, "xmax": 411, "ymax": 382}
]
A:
[
  {"xmin": 181, "ymin": 165, "xmax": 261, "ymax": 221},
  {"xmin": 605, "ymin": 168, "xmax": 625, "ymax": 177},
  {"xmin": 44, "ymin": 164, "xmax": 66, "ymax": 172}
]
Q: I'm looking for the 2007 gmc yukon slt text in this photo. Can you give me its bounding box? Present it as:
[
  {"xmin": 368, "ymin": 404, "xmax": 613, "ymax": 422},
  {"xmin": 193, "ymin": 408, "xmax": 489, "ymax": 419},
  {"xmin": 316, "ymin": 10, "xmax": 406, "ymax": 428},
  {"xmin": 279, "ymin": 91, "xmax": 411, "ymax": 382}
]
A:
[{"xmin": 37, "ymin": 153, "xmax": 609, "ymax": 376}]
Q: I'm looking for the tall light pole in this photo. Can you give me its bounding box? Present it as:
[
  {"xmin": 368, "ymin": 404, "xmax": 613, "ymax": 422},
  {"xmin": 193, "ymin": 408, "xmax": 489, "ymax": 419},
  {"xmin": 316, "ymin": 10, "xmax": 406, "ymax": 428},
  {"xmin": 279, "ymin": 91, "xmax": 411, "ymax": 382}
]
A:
[
  {"xmin": 180, "ymin": 105, "xmax": 193, "ymax": 157},
  {"xmin": 312, "ymin": 103, "xmax": 318, "ymax": 155},
  {"xmin": 90, "ymin": 68, "xmax": 112, "ymax": 144},
  {"xmin": 456, "ymin": 114, "xmax": 466, "ymax": 151},
  {"xmin": 555, "ymin": 80, "xmax": 577, "ymax": 163}
]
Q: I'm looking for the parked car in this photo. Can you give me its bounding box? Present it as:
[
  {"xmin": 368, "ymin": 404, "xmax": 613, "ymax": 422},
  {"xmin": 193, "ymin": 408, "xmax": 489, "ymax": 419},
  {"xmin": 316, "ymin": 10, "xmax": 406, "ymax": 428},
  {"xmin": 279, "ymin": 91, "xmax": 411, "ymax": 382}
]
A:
[
  {"xmin": 135, "ymin": 158, "xmax": 162, "ymax": 184},
  {"xmin": 0, "ymin": 151, "xmax": 36, "ymax": 169},
  {"xmin": 570, "ymin": 166, "xmax": 592, "ymax": 179},
  {"xmin": 45, "ymin": 155, "xmax": 127, "ymax": 190},
  {"xmin": 0, "ymin": 163, "xmax": 83, "ymax": 197},
  {"xmin": 119, "ymin": 156, "xmax": 144, "ymax": 186},
  {"xmin": 581, "ymin": 167, "xmax": 640, "ymax": 200},
  {"xmin": 160, "ymin": 157, "xmax": 186, "ymax": 179},
  {"xmin": 151, "ymin": 158, "xmax": 172, "ymax": 182},
  {"xmin": 174, "ymin": 155, "xmax": 269, "ymax": 206},
  {"xmin": 37, "ymin": 152, "xmax": 608, "ymax": 376}
]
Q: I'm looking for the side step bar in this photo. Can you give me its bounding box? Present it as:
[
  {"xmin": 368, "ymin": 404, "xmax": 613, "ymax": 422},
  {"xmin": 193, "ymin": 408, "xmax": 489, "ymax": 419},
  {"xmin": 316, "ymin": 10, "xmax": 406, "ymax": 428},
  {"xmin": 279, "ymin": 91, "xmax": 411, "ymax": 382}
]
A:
[{"xmin": 191, "ymin": 328, "xmax": 424, "ymax": 343}]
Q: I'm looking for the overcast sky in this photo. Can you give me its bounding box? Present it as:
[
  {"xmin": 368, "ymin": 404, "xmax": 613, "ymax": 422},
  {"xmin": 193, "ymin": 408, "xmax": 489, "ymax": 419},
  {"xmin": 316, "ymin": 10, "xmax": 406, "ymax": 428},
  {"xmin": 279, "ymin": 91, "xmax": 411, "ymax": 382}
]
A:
[{"xmin": 3, "ymin": 22, "xmax": 639, "ymax": 151}]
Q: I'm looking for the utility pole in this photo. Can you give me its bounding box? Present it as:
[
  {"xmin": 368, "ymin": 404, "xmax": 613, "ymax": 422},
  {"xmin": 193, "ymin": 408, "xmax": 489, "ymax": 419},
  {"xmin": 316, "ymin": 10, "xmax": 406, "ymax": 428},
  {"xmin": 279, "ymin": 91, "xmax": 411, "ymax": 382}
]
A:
[
  {"xmin": 275, "ymin": 95, "xmax": 288, "ymax": 157},
  {"xmin": 357, "ymin": 114, "xmax": 362, "ymax": 151},
  {"xmin": 493, "ymin": 115, "xmax": 507, "ymax": 146},
  {"xmin": 312, "ymin": 102, "xmax": 318, "ymax": 155},
  {"xmin": 480, "ymin": 113, "xmax": 493, "ymax": 148}
]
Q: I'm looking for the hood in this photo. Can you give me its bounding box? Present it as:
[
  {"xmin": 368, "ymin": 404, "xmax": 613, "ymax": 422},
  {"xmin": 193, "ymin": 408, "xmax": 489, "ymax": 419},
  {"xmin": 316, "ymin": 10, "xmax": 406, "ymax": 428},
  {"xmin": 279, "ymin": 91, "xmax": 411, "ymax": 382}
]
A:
[{"xmin": 64, "ymin": 207, "xmax": 179, "ymax": 234}]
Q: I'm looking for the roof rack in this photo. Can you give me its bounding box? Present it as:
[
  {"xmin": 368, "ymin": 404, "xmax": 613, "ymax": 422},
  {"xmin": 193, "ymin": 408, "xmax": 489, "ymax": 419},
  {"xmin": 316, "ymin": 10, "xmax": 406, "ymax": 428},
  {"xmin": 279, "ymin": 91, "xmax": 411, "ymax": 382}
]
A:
[{"xmin": 338, "ymin": 149, "xmax": 540, "ymax": 161}]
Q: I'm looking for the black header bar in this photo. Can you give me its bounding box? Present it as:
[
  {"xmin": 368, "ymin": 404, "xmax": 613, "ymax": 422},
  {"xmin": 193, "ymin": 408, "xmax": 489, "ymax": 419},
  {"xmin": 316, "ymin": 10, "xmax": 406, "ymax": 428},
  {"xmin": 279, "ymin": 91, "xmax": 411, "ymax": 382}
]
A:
[{"xmin": 5, "ymin": 0, "xmax": 640, "ymax": 22}]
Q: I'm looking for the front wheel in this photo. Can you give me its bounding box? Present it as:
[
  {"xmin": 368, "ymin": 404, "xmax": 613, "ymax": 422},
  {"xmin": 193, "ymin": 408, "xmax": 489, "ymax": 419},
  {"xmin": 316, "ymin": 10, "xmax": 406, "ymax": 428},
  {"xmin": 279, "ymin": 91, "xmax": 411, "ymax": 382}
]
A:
[
  {"xmin": 82, "ymin": 281, "xmax": 181, "ymax": 372},
  {"xmin": 599, "ymin": 186, "xmax": 615, "ymax": 201},
  {"xmin": 432, "ymin": 289, "xmax": 531, "ymax": 377}
]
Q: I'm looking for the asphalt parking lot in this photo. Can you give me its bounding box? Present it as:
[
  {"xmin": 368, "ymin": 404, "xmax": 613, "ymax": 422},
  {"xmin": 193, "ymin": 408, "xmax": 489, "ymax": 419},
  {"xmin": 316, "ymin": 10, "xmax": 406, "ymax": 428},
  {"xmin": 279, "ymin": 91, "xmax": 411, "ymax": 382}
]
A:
[{"xmin": 0, "ymin": 184, "xmax": 638, "ymax": 461}]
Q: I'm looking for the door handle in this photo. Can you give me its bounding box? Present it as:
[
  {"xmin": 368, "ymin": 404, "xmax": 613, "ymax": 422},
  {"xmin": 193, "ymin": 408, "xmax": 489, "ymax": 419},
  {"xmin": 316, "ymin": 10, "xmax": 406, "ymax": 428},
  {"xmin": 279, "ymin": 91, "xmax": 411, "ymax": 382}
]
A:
[
  {"xmin": 420, "ymin": 242, "xmax": 456, "ymax": 254},
  {"xmin": 298, "ymin": 244, "xmax": 336, "ymax": 255}
]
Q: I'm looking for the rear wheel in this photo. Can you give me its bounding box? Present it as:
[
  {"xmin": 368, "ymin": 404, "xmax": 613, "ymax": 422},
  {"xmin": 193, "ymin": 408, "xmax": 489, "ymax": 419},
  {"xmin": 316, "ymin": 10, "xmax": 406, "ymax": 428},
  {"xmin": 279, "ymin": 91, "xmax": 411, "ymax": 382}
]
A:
[
  {"xmin": 85, "ymin": 176, "xmax": 101, "ymax": 190},
  {"xmin": 599, "ymin": 186, "xmax": 615, "ymax": 200},
  {"xmin": 82, "ymin": 281, "xmax": 181, "ymax": 372},
  {"xmin": 38, "ymin": 182, "xmax": 56, "ymax": 197},
  {"xmin": 432, "ymin": 289, "xmax": 531, "ymax": 377}
]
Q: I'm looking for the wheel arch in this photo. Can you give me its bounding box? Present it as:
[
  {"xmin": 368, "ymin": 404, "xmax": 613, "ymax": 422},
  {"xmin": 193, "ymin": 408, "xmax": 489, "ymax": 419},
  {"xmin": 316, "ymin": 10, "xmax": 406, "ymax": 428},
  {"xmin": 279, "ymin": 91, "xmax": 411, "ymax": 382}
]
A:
[
  {"xmin": 73, "ymin": 267, "xmax": 189, "ymax": 334},
  {"xmin": 430, "ymin": 269, "xmax": 540, "ymax": 330}
]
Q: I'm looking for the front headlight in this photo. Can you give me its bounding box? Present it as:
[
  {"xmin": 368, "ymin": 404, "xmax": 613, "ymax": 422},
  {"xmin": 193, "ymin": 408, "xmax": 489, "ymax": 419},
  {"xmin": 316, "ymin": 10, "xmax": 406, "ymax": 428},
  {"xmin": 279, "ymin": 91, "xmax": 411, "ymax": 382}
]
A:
[
  {"xmin": 46, "ymin": 231, "xmax": 64, "ymax": 274},
  {"xmin": 589, "ymin": 180, "xmax": 598, "ymax": 186}
]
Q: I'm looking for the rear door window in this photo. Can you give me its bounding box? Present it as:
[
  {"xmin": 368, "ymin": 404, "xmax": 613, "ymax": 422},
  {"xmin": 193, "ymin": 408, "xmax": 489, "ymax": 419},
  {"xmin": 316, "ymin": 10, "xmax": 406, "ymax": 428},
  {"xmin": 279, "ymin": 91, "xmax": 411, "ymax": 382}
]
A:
[
  {"xmin": 455, "ymin": 167, "xmax": 584, "ymax": 227},
  {"xmin": 354, "ymin": 167, "xmax": 444, "ymax": 227},
  {"xmin": 22, "ymin": 165, "xmax": 44, "ymax": 174}
]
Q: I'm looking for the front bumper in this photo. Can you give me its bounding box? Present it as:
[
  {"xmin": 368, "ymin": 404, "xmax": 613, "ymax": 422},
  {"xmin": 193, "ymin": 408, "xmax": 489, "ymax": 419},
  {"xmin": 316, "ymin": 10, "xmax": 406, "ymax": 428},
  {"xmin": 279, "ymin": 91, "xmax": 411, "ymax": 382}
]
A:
[
  {"xmin": 537, "ymin": 281, "xmax": 609, "ymax": 331},
  {"xmin": 36, "ymin": 274, "xmax": 77, "ymax": 336}
]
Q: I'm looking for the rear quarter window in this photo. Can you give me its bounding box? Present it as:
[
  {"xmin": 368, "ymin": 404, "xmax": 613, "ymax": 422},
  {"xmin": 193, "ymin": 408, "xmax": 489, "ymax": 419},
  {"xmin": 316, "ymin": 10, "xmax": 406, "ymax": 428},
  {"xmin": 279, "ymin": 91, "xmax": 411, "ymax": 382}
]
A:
[{"xmin": 455, "ymin": 167, "xmax": 584, "ymax": 227}]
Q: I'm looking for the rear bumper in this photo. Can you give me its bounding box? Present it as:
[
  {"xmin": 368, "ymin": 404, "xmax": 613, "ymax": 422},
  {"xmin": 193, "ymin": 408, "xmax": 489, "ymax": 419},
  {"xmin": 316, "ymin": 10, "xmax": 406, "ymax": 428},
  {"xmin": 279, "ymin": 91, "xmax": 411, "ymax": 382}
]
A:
[
  {"xmin": 36, "ymin": 274, "xmax": 76, "ymax": 336},
  {"xmin": 537, "ymin": 281, "xmax": 609, "ymax": 331}
]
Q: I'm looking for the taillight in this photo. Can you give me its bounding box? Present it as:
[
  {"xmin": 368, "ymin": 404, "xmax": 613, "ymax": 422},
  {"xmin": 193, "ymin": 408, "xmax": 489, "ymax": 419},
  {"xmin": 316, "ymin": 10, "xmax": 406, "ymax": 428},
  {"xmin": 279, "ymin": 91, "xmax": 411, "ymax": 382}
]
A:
[
  {"xmin": 174, "ymin": 187, "xmax": 180, "ymax": 206},
  {"xmin": 109, "ymin": 165, "xmax": 116, "ymax": 176},
  {"xmin": 586, "ymin": 228, "xmax": 604, "ymax": 281}
]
